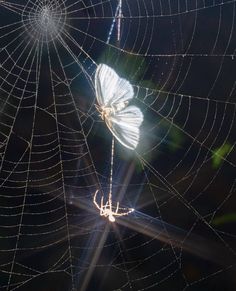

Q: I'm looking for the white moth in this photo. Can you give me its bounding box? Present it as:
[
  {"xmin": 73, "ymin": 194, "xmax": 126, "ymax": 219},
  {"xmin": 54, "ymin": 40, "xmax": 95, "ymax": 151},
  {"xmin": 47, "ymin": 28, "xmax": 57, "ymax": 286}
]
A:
[{"xmin": 95, "ymin": 64, "xmax": 143, "ymax": 150}]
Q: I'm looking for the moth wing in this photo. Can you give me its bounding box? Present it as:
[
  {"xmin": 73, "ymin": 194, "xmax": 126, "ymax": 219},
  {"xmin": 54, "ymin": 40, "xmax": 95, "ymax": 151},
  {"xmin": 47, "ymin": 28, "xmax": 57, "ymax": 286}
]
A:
[
  {"xmin": 95, "ymin": 64, "xmax": 134, "ymax": 107},
  {"xmin": 106, "ymin": 105, "xmax": 143, "ymax": 150}
]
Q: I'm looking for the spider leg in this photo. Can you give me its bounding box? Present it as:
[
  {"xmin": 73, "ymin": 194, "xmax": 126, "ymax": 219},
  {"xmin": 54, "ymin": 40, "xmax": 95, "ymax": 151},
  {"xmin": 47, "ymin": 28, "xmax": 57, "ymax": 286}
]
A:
[
  {"xmin": 93, "ymin": 190, "xmax": 100, "ymax": 210},
  {"xmin": 104, "ymin": 200, "xmax": 110, "ymax": 217},
  {"xmin": 93, "ymin": 189, "xmax": 134, "ymax": 222},
  {"xmin": 100, "ymin": 196, "xmax": 105, "ymax": 216},
  {"xmin": 115, "ymin": 202, "xmax": 119, "ymax": 214}
]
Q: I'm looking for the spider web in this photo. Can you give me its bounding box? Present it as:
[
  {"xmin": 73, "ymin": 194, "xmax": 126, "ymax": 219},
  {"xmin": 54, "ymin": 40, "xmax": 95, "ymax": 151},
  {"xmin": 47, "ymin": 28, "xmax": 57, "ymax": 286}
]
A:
[{"xmin": 0, "ymin": 0, "xmax": 235, "ymax": 290}]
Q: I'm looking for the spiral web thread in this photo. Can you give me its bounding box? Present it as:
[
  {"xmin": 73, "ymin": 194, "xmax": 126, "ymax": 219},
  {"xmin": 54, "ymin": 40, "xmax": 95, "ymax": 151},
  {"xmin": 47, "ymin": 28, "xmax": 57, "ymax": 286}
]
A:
[{"xmin": 0, "ymin": 0, "xmax": 235, "ymax": 290}]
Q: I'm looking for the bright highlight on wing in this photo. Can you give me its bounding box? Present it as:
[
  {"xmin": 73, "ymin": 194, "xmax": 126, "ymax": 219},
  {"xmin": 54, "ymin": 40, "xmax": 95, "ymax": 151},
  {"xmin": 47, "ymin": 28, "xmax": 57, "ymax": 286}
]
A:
[{"xmin": 95, "ymin": 64, "xmax": 143, "ymax": 150}]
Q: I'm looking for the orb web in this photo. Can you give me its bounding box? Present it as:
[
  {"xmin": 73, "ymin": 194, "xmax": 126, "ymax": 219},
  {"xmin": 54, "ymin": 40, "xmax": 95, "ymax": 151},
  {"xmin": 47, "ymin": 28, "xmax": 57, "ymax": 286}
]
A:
[
  {"xmin": 0, "ymin": 0, "xmax": 235, "ymax": 291},
  {"xmin": 22, "ymin": 0, "xmax": 67, "ymax": 42}
]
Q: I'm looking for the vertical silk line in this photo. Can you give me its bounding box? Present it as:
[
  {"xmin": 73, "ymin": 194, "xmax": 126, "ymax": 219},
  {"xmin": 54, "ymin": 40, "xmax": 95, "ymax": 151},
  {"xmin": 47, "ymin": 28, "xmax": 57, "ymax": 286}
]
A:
[
  {"xmin": 117, "ymin": 0, "xmax": 122, "ymax": 42},
  {"xmin": 106, "ymin": 0, "xmax": 122, "ymax": 44},
  {"xmin": 108, "ymin": 0, "xmax": 121, "ymax": 209},
  {"xmin": 109, "ymin": 137, "xmax": 115, "ymax": 212},
  {"xmin": 93, "ymin": 1, "xmax": 134, "ymax": 221}
]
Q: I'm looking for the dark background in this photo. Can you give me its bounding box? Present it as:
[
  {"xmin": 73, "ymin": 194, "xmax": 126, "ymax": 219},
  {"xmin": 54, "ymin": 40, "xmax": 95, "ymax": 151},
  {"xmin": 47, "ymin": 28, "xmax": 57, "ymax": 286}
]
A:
[{"xmin": 0, "ymin": 0, "xmax": 235, "ymax": 290}]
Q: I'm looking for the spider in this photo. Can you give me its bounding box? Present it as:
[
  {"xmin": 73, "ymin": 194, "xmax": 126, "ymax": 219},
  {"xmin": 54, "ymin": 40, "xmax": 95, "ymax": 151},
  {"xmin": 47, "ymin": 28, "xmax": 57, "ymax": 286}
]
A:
[{"xmin": 93, "ymin": 190, "xmax": 134, "ymax": 222}]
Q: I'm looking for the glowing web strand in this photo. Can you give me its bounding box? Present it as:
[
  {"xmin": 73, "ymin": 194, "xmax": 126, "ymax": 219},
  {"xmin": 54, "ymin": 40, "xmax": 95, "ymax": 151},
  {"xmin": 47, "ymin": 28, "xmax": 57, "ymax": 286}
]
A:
[
  {"xmin": 117, "ymin": 0, "xmax": 122, "ymax": 42},
  {"xmin": 106, "ymin": 0, "xmax": 122, "ymax": 44},
  {"xmin": 109, "ymin": 136, "xmax": 115, "ymax": 214},
  {"xmin": 93, "ymin": 138, "xmax": 134, "ymax": 222},
  {"xmin": 94, "ymin": 2, "xmax": 136, "ymax": 222}
]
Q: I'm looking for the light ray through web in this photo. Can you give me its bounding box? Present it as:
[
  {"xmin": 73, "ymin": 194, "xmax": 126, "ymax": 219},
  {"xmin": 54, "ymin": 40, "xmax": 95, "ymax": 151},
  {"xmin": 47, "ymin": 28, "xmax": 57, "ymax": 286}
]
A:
[{"xmin": 0, "ymin": 0, "xmax": 235, "ymax": 291}]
